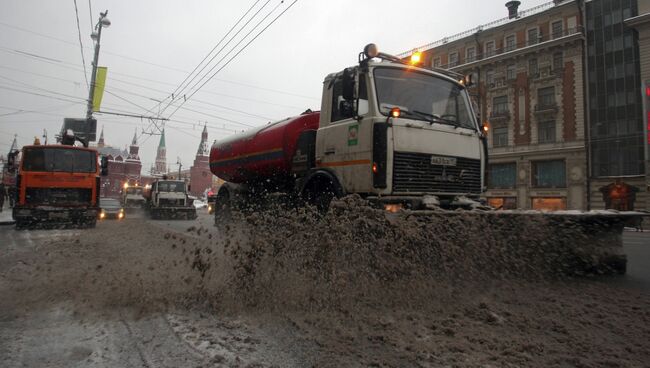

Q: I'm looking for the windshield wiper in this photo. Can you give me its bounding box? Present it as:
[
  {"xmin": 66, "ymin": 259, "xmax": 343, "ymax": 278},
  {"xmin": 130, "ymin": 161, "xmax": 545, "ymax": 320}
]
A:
[{"xmin": 412, "ymin": 110, "xmax": 460, "ymax": 128}]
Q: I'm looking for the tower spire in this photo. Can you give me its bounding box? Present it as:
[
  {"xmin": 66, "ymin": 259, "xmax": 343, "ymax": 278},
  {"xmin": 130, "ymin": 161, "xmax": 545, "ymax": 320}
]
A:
[
  {"xmin": 97, "ymin": 126, "xmax": 105, "ymax": 147},
  {"xmin": 9, "ymin": 134, "xmax": 18, "ymax": 152},
  {"xmin": 197, "ymin": 123, "xmax": 208, "ymax": 156},
  {"xmin": 154, "ymin": 128, "xmax": 167, "ymax": 175}
]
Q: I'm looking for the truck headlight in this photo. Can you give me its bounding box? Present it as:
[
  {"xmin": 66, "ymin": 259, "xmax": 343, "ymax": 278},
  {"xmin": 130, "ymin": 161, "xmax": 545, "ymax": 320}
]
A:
[
  {"xmin": 118, "ymin": 212, "xmax": 124, "ymax": 219},
  {"xmin": 99, "ymin": 211, "xmax": 105, "ymax": 219}
]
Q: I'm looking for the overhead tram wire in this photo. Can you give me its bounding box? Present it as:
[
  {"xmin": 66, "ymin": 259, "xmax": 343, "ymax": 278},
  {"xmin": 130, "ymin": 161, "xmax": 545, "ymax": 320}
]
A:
[
  {"xmin": 156, "ymin": 0, "xmax": 274, "ymax": 115},
  {"xmin": 0, "ymin": 74, "xmax": 86, "ymax": 102},
  {"xmin": 167, "ymin": 0, "xmax": 299, "ymax": 120},
  {"xmin": 72, "ymin": 0, "xmax": 89, "ymax": 91},
  {"xmin": 154, "ymin": 0, "xmax": 266, "ymax": 115},
  {"xmin": 0, "ymin": 66, "xmax": 264, "ymax": 132},
  {"xmin": 0, "ymin": 21, "xmax": 319, "ymax": 100},
  {"xmin": 163, "ymin": 0, "xmax": 283, "ymax": 117},
  {"xmin": 106, "ymin": 85, "xmax": 274, "ymax": 121},
  {"xmin": 105, "ymin": 86, "xmax": 267, "ymax": 125},
  {"xmin": 0, "ymin": 46, "xmax": 316, "ymax": 109},
  {"xmin": 0, "ymin": 85, "xmax": 86, "ymax": 104}
]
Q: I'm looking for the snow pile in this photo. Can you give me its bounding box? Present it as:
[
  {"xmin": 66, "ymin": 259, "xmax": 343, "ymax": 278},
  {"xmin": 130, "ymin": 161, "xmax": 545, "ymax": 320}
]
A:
[{"xmin": 192, "ymin": 195, "xmax": 613, "ymax": 311}]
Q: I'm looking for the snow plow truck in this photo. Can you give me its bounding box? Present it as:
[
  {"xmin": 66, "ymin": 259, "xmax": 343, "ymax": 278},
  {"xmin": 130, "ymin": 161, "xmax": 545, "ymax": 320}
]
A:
[
  {"xmin": 209, "ymin": 43, "xmax": 647, "ymax": 274},
  {"xmin": 144, "ymin": 178, "xmax": 197, "ymax": 220},
  {"xmin": 9, "ymin": 130, "xmax": 108, "ymax": 229}
]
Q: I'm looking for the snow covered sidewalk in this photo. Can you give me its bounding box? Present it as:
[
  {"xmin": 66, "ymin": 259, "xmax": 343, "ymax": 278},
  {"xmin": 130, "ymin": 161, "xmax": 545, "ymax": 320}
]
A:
[{"xmin": 0, "ymin": 203, "xmax": 14, "ymax": 224}]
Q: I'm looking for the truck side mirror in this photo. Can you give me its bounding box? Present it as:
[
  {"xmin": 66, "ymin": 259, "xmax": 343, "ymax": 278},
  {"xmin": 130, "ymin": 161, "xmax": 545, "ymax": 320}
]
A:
[
  {"xmin": 100, "ymin": 156, "xmax": 109, "ymax": 176},
  {"xmin": 342, "ymin": 67, "xmax": 355, "ymax": 101}
]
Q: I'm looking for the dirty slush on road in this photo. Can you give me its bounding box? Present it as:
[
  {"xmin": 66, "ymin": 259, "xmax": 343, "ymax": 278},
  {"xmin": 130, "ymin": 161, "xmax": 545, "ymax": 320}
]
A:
[{"xmin": 2, "ymin": 196, "xmax": 650, "ymax": 367}]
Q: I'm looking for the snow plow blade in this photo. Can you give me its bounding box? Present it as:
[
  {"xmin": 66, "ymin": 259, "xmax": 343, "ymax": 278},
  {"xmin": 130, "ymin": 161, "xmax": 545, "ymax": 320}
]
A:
[
  {"xmin": 150, "ymin": 207, "xmax": 197, "ymax": 220},
  {"xmin": 399, "ymin": 209, "xmax": 648, "ymax": 276}
]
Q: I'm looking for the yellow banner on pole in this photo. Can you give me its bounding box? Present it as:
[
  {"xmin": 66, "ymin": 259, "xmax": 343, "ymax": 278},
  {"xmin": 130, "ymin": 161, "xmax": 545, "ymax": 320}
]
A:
[{"xmin": 92, "ymin": 66, "xmax": 108, "ymax": 112}]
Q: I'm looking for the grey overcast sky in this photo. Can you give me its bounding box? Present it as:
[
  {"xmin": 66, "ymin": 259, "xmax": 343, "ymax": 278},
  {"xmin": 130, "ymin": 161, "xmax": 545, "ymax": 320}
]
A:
[{"xmin": 0, "ymin": 0, "xmax": 549, "ymax": 172}]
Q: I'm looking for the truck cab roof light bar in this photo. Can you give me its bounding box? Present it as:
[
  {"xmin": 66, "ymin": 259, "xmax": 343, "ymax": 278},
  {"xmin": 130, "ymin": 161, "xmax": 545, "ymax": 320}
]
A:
[{"xmin": 359, "ymin": 43, "xmax": 468, "ymax": 85}]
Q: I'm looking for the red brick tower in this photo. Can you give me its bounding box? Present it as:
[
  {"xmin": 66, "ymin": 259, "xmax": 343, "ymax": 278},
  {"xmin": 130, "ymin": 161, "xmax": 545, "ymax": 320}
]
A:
[{"xmin": 189, "ymin": 124, "xmax": 211, "ymax": 197}]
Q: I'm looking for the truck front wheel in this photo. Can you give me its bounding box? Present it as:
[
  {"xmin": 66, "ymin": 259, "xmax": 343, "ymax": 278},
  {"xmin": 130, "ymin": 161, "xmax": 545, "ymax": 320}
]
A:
[
  {"xmin": 214, "ymin": 189, "xmax": 231, "ymax": 226},
  {"xmin": 303, "ymin": 179, "xmax": 335, "ymax": 213}
]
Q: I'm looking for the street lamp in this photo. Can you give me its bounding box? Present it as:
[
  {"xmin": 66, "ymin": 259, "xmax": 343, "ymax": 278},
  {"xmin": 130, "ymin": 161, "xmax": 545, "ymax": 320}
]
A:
[{"xmin": 86, "ymin": 10, "xmax": 110, "ymax": 122}]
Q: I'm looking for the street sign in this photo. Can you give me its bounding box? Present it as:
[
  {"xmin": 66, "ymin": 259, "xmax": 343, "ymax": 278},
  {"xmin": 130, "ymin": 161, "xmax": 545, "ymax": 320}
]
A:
[{"xmin": 63, "ymin": 118, "xmax": 97, "ymax": 142}]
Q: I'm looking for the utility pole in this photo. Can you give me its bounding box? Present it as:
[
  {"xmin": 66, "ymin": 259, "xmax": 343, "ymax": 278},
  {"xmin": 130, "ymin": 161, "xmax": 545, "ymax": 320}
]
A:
[{"xmin": 86, "ymin": 10, "xmax": 110, "ymax": 123}]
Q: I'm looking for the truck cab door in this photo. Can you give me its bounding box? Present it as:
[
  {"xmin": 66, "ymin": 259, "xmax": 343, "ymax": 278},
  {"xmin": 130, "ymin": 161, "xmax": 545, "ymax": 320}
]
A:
[{"xmin": 316, "ymin": 70, "xmax": 373, "ymax": 192}]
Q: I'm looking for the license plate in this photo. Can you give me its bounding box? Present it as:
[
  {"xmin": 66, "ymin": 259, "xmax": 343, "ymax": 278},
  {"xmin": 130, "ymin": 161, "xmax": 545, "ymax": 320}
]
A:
[
  {"xmin": 430, "ymin": 156, "xmax": 457, "ymax": 166},
  {"xmin": 49, "ymin": 212, "xmax": 68, "ymax": 219}
]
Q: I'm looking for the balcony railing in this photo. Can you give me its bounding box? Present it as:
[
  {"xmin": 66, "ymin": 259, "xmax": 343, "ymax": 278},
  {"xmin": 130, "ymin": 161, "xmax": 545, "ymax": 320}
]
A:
[
  {"xmin": 534, "ymin": 103, "xmax": 558, "ymax": 114},
  {"xmin": 397, "ymin": 1, "xmax": 558, "ymax": 58},
  {"xmin": 428, "ymin": 26, "xmax": 583, "ymax": 70},
  {"xmin": 530, "ymin": 66, "xmax": 563, "ymax": 80},
  {"xmin": 490, "ymin": 110, "xmax": 510, "ymax": 121}
]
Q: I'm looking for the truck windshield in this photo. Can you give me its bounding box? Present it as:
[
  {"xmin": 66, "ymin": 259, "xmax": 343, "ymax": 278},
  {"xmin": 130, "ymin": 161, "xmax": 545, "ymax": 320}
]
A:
[
  {"xmin": 373, "ymin": 67, "xmax": 476, "ymax": 130},
  {"xmin": 22, "ymin": 147, "xmax": 97, "ymax": 173},
  {"xmin": 126, "ymin": 187, "xmax": 143, "ymax": 195},
  {"xmin": 158, "ymin": 181, "xmax": 185, "ymax": 192}
]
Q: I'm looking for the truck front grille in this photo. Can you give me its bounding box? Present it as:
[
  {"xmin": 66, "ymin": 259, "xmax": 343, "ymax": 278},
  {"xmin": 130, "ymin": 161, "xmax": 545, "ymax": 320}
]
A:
[
  {"xmin": 25, "ymin": 187, "xmax": 93, "ymax": 206},
  {"xmin": 392, "ymin": 152, "xmax": 482, "ymax": 195}
]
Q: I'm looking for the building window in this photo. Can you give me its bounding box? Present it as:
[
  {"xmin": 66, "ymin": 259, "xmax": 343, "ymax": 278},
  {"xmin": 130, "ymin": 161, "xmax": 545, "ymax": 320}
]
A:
[
  {"xmin": 505, "ymin": 35, "xmax": 516, "ymax": 52},
  {"xmin": 531, "ymin": 197, "xmax": 567, "ymax": 211},
  {"xmin": 538, "ymin": 86, "xmax": 556, "ymax": 108},
  {"xmin": 506, "ymin": 64, "xmax": 516, "ymax": 80},
  {"xmin": 532, "ymin": 160, "xmax": 566, "ymax": 188},
  {"xmin": 466, "ymin": 47, "xmax": 476, "ymax": 62},
  {"xmin": 538, "ymin": 120, "xmax": 556, "ymax": 143},
  {"xmin": 486, "ymin": 69, "xmax": 495, "ymax": 86},
  {"xmin": 493, "ymin": 95, "xmax": 508, "ymax": 114},
  {"xmin": 485, "ymin": 41, "xmax": 496, "ymax": 57},
  {"xmin": 448, "ymin": 52, "xmax": 459, "ymax": 67},
  {"xmin": 488, "ymin": 162, "xmax": 516, "ymax": 188},
  {"xmin": 487, "ymin": 197, "xmax": 517, "ymax": 210},
  {"xmin": 529, "ymin": 58, "xmax": 538, "ymax": 76},
  {"xmin": 553, "ymin": 52, "xmax": 563, "ymax": 71},
  {"xmin": 527, "ymin": 28, "xmax": 539, "ymax": 45},
  {"xmin": 551, "ymin": 20, "xmax": 563, "ymax": 39},
  {"xmin": 492, "ymin": 126, "xmax": 508, "ymax": 147},
  {"xmin": 433, "ymin": 57, "xmax": 441, "ymax": 68}
]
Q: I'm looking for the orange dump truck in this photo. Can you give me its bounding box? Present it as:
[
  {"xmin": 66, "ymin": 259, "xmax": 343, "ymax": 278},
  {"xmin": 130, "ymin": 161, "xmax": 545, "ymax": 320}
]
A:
[{"xmin": 11, "ymin": 144, "xmax": 104, "ymax": 228}]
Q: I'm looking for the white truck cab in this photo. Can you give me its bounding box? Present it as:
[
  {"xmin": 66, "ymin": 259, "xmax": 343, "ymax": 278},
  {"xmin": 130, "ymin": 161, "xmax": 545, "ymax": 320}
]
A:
[{"xmin": 311, "ymin": 44, "xmax": 488, "ymax": 210}]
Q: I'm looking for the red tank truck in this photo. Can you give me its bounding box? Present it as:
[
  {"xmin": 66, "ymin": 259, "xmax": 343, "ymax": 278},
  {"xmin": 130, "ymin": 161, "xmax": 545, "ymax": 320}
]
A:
[{"xmin": 210, "ymin": 44, "xmax": 489, "ymax": 218}]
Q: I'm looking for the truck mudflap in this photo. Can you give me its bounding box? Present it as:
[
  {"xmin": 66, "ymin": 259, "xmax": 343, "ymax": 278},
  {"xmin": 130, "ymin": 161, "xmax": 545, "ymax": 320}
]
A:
[
  {"xmin": 149, "ymin": 206, "xmax": 197, "ymax": 220},
  {"xmin": 12, "ymin": 206, "xmax": 99, "ymax": 229},
  {"xmin": 397, "ymin": 209, "xmax": 649, "ymax": 276}
]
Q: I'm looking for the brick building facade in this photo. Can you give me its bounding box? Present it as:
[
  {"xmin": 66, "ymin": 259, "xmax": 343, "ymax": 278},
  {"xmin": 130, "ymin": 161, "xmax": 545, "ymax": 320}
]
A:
[
  {"xmin": 96, "ymin": 128, "xmax": 142, "ymax": 198},
  {"xmin": 404, "ymin": 0, "xmax": 587, "ymax": 210}
]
